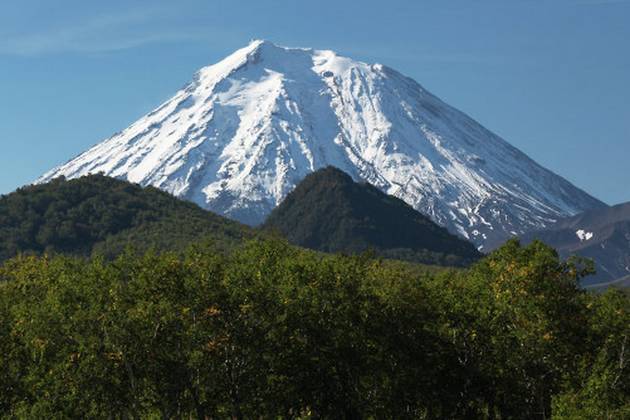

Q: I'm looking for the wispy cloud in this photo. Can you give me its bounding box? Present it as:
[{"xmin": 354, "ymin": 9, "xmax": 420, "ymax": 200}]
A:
[{"xmin": 0, "ymin": 8, "xmax": 206, "ymax": 56}]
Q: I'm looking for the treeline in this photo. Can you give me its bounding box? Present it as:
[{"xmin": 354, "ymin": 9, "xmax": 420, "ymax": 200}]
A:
[{"xmin": 0, "ymin": 239, "xmax": 628, "ymax": 419}]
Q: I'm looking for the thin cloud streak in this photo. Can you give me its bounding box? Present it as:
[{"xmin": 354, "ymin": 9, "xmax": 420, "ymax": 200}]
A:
[{"xmin": 0, "ymin": 8, "xmax": 208, "ymax": 55}]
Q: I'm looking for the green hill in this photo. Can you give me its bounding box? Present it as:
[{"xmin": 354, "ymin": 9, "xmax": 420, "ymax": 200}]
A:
[
  {"xmin": 262, "ymin": 166, "xmax": 482, "ymax": 266},
  {"xmin": 0, "ymin": 175, "xmax": 253, "ymax": 261}
]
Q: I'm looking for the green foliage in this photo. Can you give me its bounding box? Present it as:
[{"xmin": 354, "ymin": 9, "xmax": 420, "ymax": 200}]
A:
[
  {"xmin": 423, "ymin": 239, "xmax": 598, "ymax": 418},
  {"xmin": 0, "ymin": 175, "xmax": 253, "ymax": 262},
  {"xmin": 0, "ymin": 238, "xmax": 627, "ymax": 418},
  {"xmin": 552, "ymin": 289, "xmax": 630, "ymax": 419},
  {"xmin": 263, "ymin": 166, "xmax": 482, "ymax": 267}
]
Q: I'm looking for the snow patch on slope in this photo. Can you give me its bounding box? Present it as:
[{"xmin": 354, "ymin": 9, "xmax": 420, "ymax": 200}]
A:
[{"xmin": 576, "ymin": 229, "xmax": 594, "ymax": 242}]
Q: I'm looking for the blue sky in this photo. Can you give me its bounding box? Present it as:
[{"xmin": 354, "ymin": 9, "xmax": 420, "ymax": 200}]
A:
[{"xmin": 1, "ymin": 0, "xmax": 629, "ymax": 204}]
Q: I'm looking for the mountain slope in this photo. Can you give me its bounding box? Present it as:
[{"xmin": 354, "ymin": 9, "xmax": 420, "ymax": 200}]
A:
[
  {"xmin": 38, "ymin": 40, "xmax": 605, "ymax": 249},
  {"xmin": 521, "ymin": 202, "xmax": 630, "ymax": 287},
  {"xmin": 0, "ymin": 175, "xmax": 253, "ymax": 261},
  {"xmin": 262, "ymin": 166, "xmax": 481, "ymax": 266}
]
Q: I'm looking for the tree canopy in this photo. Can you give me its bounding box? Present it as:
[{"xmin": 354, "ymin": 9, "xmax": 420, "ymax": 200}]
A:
[{"xmin": 1, "ymin": 238, "xmax": 627, "ymax": 418}]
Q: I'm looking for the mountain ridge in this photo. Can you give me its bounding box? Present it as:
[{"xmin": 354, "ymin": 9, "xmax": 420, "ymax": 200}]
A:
[
  {"xmin": 521, "ymin": 201, "xmax": 630, "ymax": 287},
  {"xmin": 39, "ymin": 39, "xmax": 605, "ymax": 249}
]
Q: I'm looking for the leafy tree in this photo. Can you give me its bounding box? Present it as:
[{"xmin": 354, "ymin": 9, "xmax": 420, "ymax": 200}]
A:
[
  {"xmin": 425, "ymin": 239, "xmax": 595, "ymax": 418},
  {"xmin": 552, "ymin": 289, "xmax": 630, "ymax": 419}
]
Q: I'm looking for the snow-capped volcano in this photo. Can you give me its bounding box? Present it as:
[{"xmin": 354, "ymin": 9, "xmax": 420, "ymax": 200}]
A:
[{"xmin": 39, "ymin": 40, "xmax": 605, "ymax": 249}]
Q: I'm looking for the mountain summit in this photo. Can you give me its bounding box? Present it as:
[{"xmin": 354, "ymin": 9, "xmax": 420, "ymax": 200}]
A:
[{"xmin": 39, "ymin": 40, "xmax": 604, "ymax": 248}]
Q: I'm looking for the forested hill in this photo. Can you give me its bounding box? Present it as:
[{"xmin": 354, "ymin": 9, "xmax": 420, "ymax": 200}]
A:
[
  {"xmin": 0, "ymin": 175, "xmax": 253, "ymax": 261},
  {"xmin": 2, "ymin": 171, "xmax": 481, "ymax": 268},
  {"xmin": 263, "ymin": 166, "xmax": 482, "ymax": 266}
]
